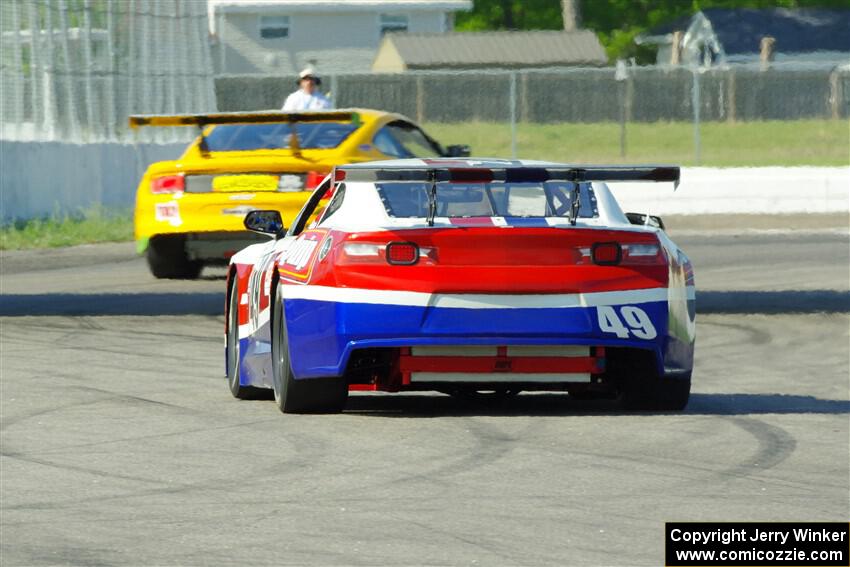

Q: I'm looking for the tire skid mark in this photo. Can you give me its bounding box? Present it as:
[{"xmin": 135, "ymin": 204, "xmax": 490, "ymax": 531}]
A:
[
  {"xmin": 3, "ymin": 431, "xmax": 319, "ymax": 513},
  {"xmin": 0, "ymin": 395, "xmax": 117, "ymax": 432},
  {"xmin": 399, "ymin": 515, "xmax": 531, "ymax": 565},
  {"xmin": 2, "ymin": 315, "xmax": 220, "ymax": 344},
  {"xmin": 721, "ymin": 416, "xmax": 798, "ymax": 478},
  {"xmin": 422, "ymin": 416, "xmax": 534, "ymax": 478},
  {"xmin": 4, "ymin": 416, "xmax": 274, "ymax": 456},
  {"xmin": 0, "ymin": 451, "xmax": 183, "ymax": 489},
  {"xmin": 700, "ymin": 320, "xmax": 773, "ymax": 347},
  {"xmin": 336, "ymin": 417, "xmax": 541, "ymax": 493}
]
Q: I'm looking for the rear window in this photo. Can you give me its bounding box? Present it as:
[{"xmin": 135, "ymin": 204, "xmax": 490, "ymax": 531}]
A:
[
  {"xmin": 376, "ymin": 182, "xmax": 598, "ymax": 219},
  {"xmin": 205, "ymin": 122, "xmax": 358, "ymax": 151}
]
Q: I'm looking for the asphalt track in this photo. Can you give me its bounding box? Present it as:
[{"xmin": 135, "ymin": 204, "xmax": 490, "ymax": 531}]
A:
[{"xmin": 1, "ymin": 228, "xmax": 848, "ymax": 566}]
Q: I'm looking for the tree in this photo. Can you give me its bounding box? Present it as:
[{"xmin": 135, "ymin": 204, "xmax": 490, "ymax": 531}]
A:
[{"xmin": 455, "ymin": 0, "xmax": 850, "ymax": 61}]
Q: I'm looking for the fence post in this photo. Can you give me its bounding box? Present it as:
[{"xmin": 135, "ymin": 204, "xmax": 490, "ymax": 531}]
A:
[
  {"xmin": 829, "ymin": 68, "xmax": 840, "ymax": 120},
  {"xmin": 726, "ymin": 69, "xmax": 736, "ymax": 123},
  {"xmin": 27, "ymin": 0, "xmax": 43, "ymax": 138},
  {"xmin": 43, "ymin": 0, "xmax": 58, "ymax": 141},
  {"xmin": 415, "ymin": 74, "xmax": 424, "ymax": 124},
  {"xmin": 509, "ymin": 71, "xmax": 517, "ymax": 159},
  {"xmin": 615, "ymin": 60, "xmax": 628, "ymax": 158},
  {"xmin": 330, "ymin": 74, "xmax": 339, "ymax": 108},
  {"xmin": 106, "ymin": 0, "xmax": 117, "ymax": 140},
  {"xmin": 691, "ymin": 67, "xmax": 701, "ymax": 165},
  {"xmin": 57, "ymin": 0, "xmax": 80, "ymax": 140},
  {"xmin": 82, "ymin": 0, "xmax": 96, "ymax": 141},
  {"xmin": 8, "ymin": 0, "xmax": 21, "ymax": 140},
  {"xmin": 520, "ymin": 71, "xmax": 529, "ymax": 122}
]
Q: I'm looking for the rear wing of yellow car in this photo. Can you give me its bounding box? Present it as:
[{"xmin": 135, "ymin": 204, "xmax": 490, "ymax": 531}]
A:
[
  {"xmin": 128, "ymin": 110, "xmax": 360, "ymax": 129},
  {"xmin": 128, "ymin": 110, "xmax": 361, "ymax": 156}
]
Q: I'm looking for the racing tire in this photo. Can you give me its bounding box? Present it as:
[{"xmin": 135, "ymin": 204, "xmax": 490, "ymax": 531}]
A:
[
  {"xmin": 619, "ymin": 370, "xmax": 691, "ymax": 411},
  {"xmin": 610, "ymin": 349, "xmax": 691, "ymax": 411},
  {"xmin": 146, "ymin": 236, "xmax": 203, "ymax": 279},
  {"xmin": 271, "ymin": 285, "xmax": 348, "ymax": 414},
  {"xmin": 226, "ymin": 281, "xmax": 265, "ymax": 400}
]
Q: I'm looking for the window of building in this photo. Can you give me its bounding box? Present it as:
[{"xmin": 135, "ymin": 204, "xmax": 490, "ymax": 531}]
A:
[
  {"xmin": 259, "ymin": 15, "xmax": 289, "ymax": 39},
  {"xmin": 380, "ymin": 14, "xmax": 408, "ymax": 36}
]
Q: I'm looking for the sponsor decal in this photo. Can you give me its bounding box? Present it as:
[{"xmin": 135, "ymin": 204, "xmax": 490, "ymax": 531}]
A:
[
  {"xmin": 213, "ymin": 174, "xmax": 279, "ymax": 193},
  {"xmin": 281, "ymin": 236, "xmax": 320, "ymax": 271},
  {"xmin": 222, "ymin": 205, "xmax": 257, "ymax": 216},
  {"xmin": 278, "ymin": 174, "xmax": 304, "ymax": 192},
  {"xmin": 229, "ymin": 194, "xmax": 256, "ymax": 201},
  {"xmin": 154, "ymin": 201, "xmax": 182, "ymax": 227}
]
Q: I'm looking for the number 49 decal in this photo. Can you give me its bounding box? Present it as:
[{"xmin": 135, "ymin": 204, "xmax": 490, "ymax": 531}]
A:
[{"xmin": 597, "ymin": 306, "xmax": 657, "ymax": 340}]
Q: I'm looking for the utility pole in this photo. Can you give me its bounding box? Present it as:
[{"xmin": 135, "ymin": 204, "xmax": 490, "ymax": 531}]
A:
[{"xmin": 561, "ymin": 0, "xmax": 581, "ymax": 31}]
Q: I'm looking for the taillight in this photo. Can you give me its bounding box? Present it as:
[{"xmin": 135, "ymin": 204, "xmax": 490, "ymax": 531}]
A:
[
  {"xmin": 339, "ymin": 240, "xmax": 436, "ymax": 265},
  {"xmin": 585, "ymin": 242, "xmax": 664, "ymax": 266},
  {"xmin": 305, "ymin": 171, "xmax": 324, "ymax": 190},
  {"xmin": 151, "ymin": 174, "xmax": 184, "ymax": 194},
  {"xmin": 622, "ymin": 243, "xmax": 663, "ymax": 264},
  {"xmin": 591, "ymin": 242, "xmax": 621, "ymax": 265},
  {"xmin": 386, "ymin": 242, "xmax": 419, "ymax": 265}
]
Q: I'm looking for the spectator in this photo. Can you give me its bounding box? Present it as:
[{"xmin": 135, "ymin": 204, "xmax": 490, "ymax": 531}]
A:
[{"xmin": 282, "ymin": 68, "xmax": 333, "ymax": 111}]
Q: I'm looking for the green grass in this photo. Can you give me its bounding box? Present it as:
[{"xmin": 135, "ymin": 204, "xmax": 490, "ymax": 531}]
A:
[
  {"xmin": 0, "ymin": 207, "xmax": 133, "ymax": 251},
  {"xmin": 425, "ymin": 119, "xmax": 850, "ymax": 167}
]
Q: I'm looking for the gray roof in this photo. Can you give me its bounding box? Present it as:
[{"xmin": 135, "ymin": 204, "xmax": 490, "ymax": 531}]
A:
[{"xmin": 383, "ymin": 31, "xmax": 607, "ymax": 68}]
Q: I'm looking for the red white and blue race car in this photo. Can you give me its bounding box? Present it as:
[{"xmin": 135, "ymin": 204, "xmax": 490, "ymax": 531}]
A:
[{"xmin": 225, "ymin": 159, "xmax": 696, "ymax": 413}]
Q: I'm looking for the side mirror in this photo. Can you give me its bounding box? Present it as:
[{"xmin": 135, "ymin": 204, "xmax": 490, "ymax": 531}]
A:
[
  {"xmin": 625, "ymin": 212, "xmax": 665, "ymax": 231},
  {"xmin": 244, "ymin": 210, "xmax": 285, "ymax": 237},
  {"xmin": 445, "ymin": 144, "xmax": 471, "ymax": 157}
]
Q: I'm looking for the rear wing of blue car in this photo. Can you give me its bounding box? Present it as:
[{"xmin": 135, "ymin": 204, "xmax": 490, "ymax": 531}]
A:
[
  {"xmin": 336, "ymin": 164, "xmax": 680, "ymax": 188},
  {"xmin": 334, "ymin": 163, "xmax": 680, "ymax": 226}
]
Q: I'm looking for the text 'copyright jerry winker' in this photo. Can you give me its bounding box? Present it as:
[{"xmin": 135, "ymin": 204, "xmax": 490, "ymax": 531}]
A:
[{"xmin": 665, "ymin": 522, "xmax": 849, "ymax": 566}]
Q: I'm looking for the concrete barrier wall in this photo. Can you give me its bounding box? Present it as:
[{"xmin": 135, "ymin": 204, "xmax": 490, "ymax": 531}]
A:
[
  {"xmin": 0, "ymin": 141, "xmax": 185, "ymax": 221},
  {"xmin": 1, "ymin": 140, "xmax": 847, "ymax": 221},
  {"xmin": 609, "ymin": 167, "xmax": 849, "ymax": 216}
]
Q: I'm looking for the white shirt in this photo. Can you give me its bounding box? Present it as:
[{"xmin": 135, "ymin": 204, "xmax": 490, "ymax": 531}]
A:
[{"xmin": 282, "ymin": 90, "xmax": 333, "ymax": 111}]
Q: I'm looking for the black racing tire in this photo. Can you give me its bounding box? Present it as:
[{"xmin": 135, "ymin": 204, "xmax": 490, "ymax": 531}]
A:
[
  {"xmin": 612, "ymin": 349, "xmax": 691, "ymax": 411},
  {"xmin": 226, "ymin": 281, "xmax": 265, "ymax": 400},
  {"xmin": 271, "ymin": 284, "xmax": 347, "ymax": 414},
  {"xmin": 619, "ymin": 375, "xmax": 691, "ymax": 411},
  {"xmin": 146, "ymin": 236, "xmax": 202, "ymax": 279},
  {"xmin": 619, "ymin": 364, "xmax": 691, "ymax": 411}
]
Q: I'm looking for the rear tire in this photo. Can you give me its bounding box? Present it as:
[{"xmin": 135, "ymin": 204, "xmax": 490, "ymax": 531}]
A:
[
  {"xmin": 609, "ymin": 349, "xmax": 691, "ymax": 411},
  {"xmin": 226, "ymin": 281, "xmax": 264, "ymax": 400},
  {"xmin": 146, "ymin": 236, "xmax": 202, "ymax": 279},
  {"xmin": 271, "ymin": 284, "xmax": 347, "ymax": 414}
]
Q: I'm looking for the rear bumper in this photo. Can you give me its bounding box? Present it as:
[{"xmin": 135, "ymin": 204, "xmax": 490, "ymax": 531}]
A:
[
  {"xmin": 282, "ymin": 294, "xmax": 690, "ymax": 380},
  {"xmin": 134, "ymin": 189, "xmax": 314, "ymax": 251},
  {"xmin": 141, "ymin": 231, "xmax": 270, "ymax": 261}
]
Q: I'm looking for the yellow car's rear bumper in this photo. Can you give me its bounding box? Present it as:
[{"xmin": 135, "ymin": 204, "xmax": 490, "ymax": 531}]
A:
[{"xmin": 135, "ymin": 189, "xmax": 313, "ymax": 257}]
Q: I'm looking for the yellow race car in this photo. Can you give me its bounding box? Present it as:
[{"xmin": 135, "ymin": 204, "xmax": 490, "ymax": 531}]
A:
[{"xmin": 129, "ymin": 109, "xmax": 469, "ymax": 278}]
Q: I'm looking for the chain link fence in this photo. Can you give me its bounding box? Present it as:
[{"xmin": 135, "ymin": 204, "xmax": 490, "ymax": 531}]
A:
[
  {"xmin": 217, "ymin": 63, "xmax": 849, "ymax": 164},
  {"xmin": 0, "ymin": 0, "xmax": 216, "ymax": 143},
  {"xmin": 1, "ymin": 0, "xmax": 846, "ymax": 163}
]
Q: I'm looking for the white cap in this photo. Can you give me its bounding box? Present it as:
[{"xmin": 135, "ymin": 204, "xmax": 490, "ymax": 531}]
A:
[{"xmin": 298, "ymin": 67, "xmax": 320, "ymax": 82}]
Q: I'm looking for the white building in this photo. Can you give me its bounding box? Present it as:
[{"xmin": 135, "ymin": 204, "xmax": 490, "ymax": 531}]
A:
[{"xmin": 208, "ymin": 0, "xmax": 472, "ymax": 75}]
